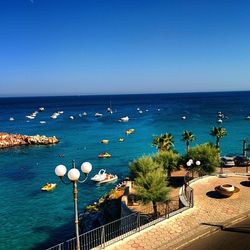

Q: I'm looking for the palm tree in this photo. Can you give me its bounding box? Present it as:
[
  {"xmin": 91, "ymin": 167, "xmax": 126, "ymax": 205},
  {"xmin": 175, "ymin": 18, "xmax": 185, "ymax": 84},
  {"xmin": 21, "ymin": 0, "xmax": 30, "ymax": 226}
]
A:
[
  {"xmin": 153, "ymin": 151, "xmax": 180, "ymax": 177},
  {"xmin": 135, "ymin": 167, "xmax": 170, "ymax": 216},
  {"xmin": 182, "ymin": 131, "xmax": 195, "ymax": 153},
  {"xmin": 152, "ymin": 133, "xmax": 174, "ymax": 151},
  {"xmin": 210, "ymin": 126, "xmax": 227, "ymax": 149}
]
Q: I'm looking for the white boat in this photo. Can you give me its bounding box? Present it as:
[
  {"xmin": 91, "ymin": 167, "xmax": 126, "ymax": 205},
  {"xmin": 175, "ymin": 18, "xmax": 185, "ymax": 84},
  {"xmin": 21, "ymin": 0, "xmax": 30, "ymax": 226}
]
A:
[
  {"xmin": 245, "ymin": 116, "xmax": 250, "ymax": 120},
  {"xmin": 83, "ymin": 112, "xmax": 87, "ymax": 116},
  {"xmin": 9, "ymin": 117, "xmax": 15, "ymax": 121},
  {"xmin": 107, "ymin": 107, "xmax": 113, "ymax": 114},
  {"xmin": 138, "ymin": 110, "xmax": 143, "ymax": 114},
  {"xmin": 69, "ymin": 116, "xmax": 74, "ymax": 120},
  {"xmin": 39, "ymin": 107, "xmax": 45, "ymax": 112},
  {"xmin": 95, "ymin": 112, "xmax": 103, "ymax": 117},
  {"xmin": 91, "ymin": 169, "xmax": 118, "ymax": 184},
  {"xmin": 217, "ymin": 119, "xmax": 223, "ymax": 123},
  {"xmin": 26, "ymin": 115, "xmax": 35, "ymax": 119},
  {"xmin": 181, "ymin": 116, "xmax": 186, "ymax": 120},
  {"xmin": 119, "ymin": 116, "xmax": 129, "ymax": 122},
  {"xmin": 50, "ymin": 112, "xmax": 60, "ymax": 119},
  {"xmin": 40, "ymin": 121, "xmax": 46, "ymax": 124}
]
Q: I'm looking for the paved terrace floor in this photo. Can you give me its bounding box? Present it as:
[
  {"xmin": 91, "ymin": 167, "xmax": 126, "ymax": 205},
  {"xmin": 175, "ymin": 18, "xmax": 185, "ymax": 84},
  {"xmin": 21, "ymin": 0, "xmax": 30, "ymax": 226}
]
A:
[{"xmin": 106, "ymin": 174, "xmax": 250, "ymax": 250}]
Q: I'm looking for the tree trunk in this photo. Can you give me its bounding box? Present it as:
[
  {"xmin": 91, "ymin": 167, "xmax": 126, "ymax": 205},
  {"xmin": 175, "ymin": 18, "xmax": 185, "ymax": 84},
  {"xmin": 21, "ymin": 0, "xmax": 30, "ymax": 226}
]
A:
[
  {"xmin": 167, "ymin": 169, "xmax": 171, "ymax": 177},
  {"xmin": 186, "ymin": 141, "xmax": 190, "ymax": 154},
  {"xmin": 243, "ymin": 139, "xmax": 247, "ymax": 157},
  {"xmin": 216, "ymin": 137, "xmax": 220, "ymax": 149},
  {"xmin": 152, "ymin": 201, "xmax": 158, "ymax": 218}
]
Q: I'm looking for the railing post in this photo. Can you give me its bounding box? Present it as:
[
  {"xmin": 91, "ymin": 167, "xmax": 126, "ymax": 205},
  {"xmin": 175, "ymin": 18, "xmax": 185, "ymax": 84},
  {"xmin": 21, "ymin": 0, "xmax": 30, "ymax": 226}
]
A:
[
  {"xmin": 190, "ymin": 189, "xmax": 194, "ymax": 208},
  {"xmin": 136, "ymin": 213, "xmax": 140, "ymax": 232},
  {"xmin": 101, "ymin": 225, "xmax": 105, "ymax": 249}
]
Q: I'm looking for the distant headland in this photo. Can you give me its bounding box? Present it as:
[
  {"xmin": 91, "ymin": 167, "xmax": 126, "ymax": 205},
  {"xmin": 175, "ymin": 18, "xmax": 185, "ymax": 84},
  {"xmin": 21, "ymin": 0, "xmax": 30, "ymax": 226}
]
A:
[{"xmin": 0, "ymin": 132, "xmax": 59, "ymax": 148}]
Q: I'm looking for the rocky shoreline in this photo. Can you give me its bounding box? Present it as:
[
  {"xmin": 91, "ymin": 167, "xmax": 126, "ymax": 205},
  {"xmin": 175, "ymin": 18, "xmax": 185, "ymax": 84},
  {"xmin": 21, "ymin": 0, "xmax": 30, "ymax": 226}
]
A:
[{"xmin": 0, "ymin": 132, "xmax": 59, "ymax": 149}]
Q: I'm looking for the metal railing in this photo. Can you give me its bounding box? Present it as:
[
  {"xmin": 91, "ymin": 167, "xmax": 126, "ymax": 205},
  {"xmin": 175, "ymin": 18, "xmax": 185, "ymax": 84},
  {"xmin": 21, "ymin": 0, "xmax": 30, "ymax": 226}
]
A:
[{"xmin": 47, "ymin": 182, "xmax": 193, "ymax": 250}]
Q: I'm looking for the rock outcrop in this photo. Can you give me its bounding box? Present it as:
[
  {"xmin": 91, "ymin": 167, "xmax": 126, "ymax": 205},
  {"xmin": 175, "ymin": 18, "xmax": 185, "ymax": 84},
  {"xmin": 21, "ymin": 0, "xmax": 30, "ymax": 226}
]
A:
[{"xmin": 0, "ymin": 132, "xmax": 59, "ymax": 148}]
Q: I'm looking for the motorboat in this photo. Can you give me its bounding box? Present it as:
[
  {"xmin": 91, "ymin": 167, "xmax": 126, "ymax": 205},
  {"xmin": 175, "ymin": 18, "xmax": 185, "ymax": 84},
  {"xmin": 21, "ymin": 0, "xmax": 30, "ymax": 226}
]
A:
[
  {"xmin": 119, "ymin": 116, "xmax": 129, "ymax": 122},
  {"xmin": 83, "ymin": 112, "xmax": 87, "ymax": 116},
  {"xmin": 118, "ymin": 137, "xmax": 125, "ymax": 142},
  {"xmin": 98, "ymin": 152, "xmax": 111, "ymax": 158},
  {"xmin": 9, "ymin": 117, "xmax": 15, "ymax": 121},
  {"xmin": 91, "ymin": 169, "xmax": 118, "ymax": 184},
  {"xmin": 245, "ymin": 115, "xmax": 250, "ymax": 120},
  {"xmin": 40, "ymin": 121, "xmax": 46, "ymax": 124},
  {"xmin": 101, "ymin": 139, "xmax": 109, "ymax": 144},
  {"xmin": 41, "ymin": 183, "xmax": 57, "ymax": 191},
  {"xmin": 138, "ymin": 110, "xmax": 143, "ymax": 114},
  {"xmin": 181, "ymin": 116, "xmax": 186, "ymax": 120},
  {"xmin": 95, "ymin": 112, "xmax": 103, "ymax": 117},
  {"xmin": 69, "ymin": 116, "xmax": 74, "ymax": 120},
  {"xmin": 125, "ymin": 129, "xmax": 135, "ymax": 135},
  {"xmin": 217, "ymin": 119, "xmax": 223, "ymax": 123}
]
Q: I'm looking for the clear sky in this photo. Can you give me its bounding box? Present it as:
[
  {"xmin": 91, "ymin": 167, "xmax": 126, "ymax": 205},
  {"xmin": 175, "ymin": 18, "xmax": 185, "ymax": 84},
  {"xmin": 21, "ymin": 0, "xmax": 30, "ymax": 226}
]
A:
[{"xmin": 1, "ymin": 0, "xmax": 250, "ymax": 97}]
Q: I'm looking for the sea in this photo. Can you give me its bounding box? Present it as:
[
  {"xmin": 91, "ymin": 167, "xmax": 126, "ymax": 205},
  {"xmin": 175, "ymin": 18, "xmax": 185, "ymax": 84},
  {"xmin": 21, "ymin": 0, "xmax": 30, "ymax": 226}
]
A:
[{"xmin": 1, "ymin": 91, "xmax": 250, "ymax": 250}]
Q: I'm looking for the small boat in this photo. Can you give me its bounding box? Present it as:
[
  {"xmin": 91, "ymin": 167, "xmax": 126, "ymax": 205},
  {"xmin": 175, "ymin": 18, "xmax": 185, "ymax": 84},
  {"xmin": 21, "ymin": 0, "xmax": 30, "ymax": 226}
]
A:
[
  {"xmin": 9, "ymin": 117, "xmax": 15, "ymax": 121},
  {"xmin": 181, "ymin": 116, "xmax": 186, "ymax": 120},
  {"xmin": 83, "ymin": 112, "xmax": 87, "ymax": 116},
  {"xmin": 245, "ymin": 116, "xmax": 250, "ymax": 120},
  {"xmin": 119, "ymin": 116, "xmax": 129, "ymax": 122},
  {"xmin": 125, "ymin": 129, "xmax": 135, "ymax": 135},
  {"xmin": 91, "ymin": 169, "xmax": 118, "ymax": 184},
  {"xmin": 39, "ymin": 107, "xmax": 45, "ymax": 112},
  {"xmin": 69, "ymin": 116, "xmax": 74, "ymax": 120},
  {"xmin": 95, "ymin": 112, "xmax": 103, "ymax": 117},
  {"xmin": 41, "ymin": 183, "xmax": 57, "ymax": 191},
  {"xmin": 138, "ymin": 110, "xmax": 143, "ymax": 114},
  {"xmin": 40, "ymin": 121, "xmax": 46, "ymax": 124},
  {"xmin": 118, "ymin": 137, "xmax": 125, "ymax": 142},
  {"xmin": 50, "ymin": 112, "xmax": 60, "ymax": 119},
  {"xmin": 107, "ymin": 107, "xmax": 113, "ymax": 114},
  {"xmin": 217, "ymin": 118, "xmax": 223, "ymax": 123},
  {"xmin": 98, "ymin": 152, "xmax": 111, "ymax": 158},
  {"xmin": 101, "ymin": 139, "xmax": 109, "ymax": 144},
  {"xmin": 26, "ymin": 115, "xmax": 35, "ymax": 119}
]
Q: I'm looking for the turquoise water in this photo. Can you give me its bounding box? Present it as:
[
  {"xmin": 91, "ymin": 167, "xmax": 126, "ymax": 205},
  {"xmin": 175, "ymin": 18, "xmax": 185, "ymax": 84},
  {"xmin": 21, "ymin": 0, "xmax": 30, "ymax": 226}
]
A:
[{"xmin": 1, "ymin": 92, "xmax": 250, "ymax": 249}]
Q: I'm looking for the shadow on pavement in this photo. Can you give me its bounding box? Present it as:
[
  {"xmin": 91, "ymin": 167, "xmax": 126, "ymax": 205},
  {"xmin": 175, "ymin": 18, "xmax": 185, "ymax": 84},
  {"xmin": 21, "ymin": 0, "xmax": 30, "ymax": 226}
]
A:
[
  {"xmin": 240, "ymin": 181, "xmax": 250, "ymax": 187},
  {"xmin": 206, "ymin": 191, "xmax": 228, "ymax": 199}
]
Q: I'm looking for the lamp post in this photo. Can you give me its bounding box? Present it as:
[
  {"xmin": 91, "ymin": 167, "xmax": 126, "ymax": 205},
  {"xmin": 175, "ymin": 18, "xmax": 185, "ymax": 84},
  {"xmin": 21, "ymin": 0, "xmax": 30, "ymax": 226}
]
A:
[
  {"xmin": 186, "ymin": 159, "xmax": 201, "ymax": 178},
  {"xmin": 55, "ymin": 160, "xmax": 92, "ymax": 250}
]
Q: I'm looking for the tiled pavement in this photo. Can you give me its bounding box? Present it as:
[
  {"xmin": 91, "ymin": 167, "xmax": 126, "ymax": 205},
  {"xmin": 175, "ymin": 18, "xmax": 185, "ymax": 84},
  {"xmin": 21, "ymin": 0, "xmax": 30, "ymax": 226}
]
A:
[{"xmin": 106, "ymin": 174, "xmax": 250, "ymax": 250}]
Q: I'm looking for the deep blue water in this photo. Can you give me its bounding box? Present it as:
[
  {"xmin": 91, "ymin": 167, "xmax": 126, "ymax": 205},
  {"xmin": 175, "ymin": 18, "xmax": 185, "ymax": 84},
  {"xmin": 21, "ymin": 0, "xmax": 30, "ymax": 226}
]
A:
[{"xmin": 1, "ymin": 92, "xmax": 250, "ymax": 249}]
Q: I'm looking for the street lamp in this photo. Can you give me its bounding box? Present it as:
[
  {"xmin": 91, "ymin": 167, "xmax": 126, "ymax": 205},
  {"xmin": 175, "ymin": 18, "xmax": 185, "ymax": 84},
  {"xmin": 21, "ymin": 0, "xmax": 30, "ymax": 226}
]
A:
[
  {"xmin": 186, "ymin": 159, "xmax": 201, "ymax": 178},
  {"xmin": 55, "ymin": 160, "xmax": 92, "ymax": 250}
]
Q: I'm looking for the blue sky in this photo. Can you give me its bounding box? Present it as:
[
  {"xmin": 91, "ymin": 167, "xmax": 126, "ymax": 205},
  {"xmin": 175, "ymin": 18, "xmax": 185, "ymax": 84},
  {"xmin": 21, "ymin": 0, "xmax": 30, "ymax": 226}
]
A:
[{"xmin": 1, "ymin": 0, "xmax": 250, "ymax": 96}]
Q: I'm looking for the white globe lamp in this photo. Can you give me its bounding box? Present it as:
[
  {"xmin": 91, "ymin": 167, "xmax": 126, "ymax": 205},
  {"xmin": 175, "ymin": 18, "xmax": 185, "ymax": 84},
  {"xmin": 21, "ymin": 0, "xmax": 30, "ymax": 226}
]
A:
[
  {"xmin": 81, "ymin": 162, "xmax": 92, "ymax": 174},
  {"xmin": 55, "ymin": 164, "xmax": 67, "ymax": 177},
  {"xmin": 196, "ymin": 160, "xmax": 201, "ymax": 166},
  {"xmin": 68, "ymin": 168, "xmax": 80, "ymax": 181}
]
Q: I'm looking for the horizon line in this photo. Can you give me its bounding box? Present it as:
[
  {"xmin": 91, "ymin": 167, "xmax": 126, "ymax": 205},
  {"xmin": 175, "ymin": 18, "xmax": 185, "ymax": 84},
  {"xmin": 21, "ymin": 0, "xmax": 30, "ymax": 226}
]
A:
[{"xmin": 1, "ymin": 90, "xmax": 250, "ymax": 98}]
